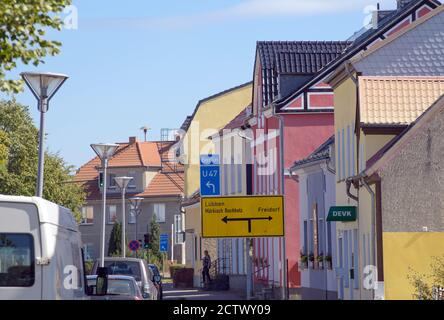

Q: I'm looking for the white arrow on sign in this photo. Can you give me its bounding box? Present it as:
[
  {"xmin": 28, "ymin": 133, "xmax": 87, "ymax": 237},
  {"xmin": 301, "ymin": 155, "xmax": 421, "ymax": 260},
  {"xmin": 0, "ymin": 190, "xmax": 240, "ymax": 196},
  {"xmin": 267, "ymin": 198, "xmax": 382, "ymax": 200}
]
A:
[{"xmin": 206, "ymin": 181, "xmax": 216, "ymax": 193}]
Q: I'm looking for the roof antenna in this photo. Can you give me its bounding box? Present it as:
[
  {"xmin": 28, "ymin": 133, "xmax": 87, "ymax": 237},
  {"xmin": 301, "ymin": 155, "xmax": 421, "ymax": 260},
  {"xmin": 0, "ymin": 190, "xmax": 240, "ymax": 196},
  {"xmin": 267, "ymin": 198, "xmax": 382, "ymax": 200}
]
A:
[
  {"xmin": 140, "ymin": 126, "xmax": 151, "ymax": 142},
  {"xmin": 377, "ymin": 3, "xmax": 380, "ymax": 10}
]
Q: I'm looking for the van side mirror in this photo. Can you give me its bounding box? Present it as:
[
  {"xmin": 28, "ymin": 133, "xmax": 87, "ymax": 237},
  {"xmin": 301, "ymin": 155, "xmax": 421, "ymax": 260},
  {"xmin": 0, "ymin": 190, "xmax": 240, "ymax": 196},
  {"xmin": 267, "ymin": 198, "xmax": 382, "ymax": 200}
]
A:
[
  {"xmin": 154, "ymin": 275, "xmax": 161, "ymax": 283},
  {"xmin": 96, "ymin": 267, "xmax": 108, "ymax": 296}
]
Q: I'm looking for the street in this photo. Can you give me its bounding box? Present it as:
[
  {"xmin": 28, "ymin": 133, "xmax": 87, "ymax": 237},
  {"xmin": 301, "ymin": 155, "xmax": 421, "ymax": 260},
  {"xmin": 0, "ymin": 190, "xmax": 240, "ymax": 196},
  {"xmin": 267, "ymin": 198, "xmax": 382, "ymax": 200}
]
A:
[{"xmin": 163, "ymin": 283, "xmax": 245, "ymax": 301}]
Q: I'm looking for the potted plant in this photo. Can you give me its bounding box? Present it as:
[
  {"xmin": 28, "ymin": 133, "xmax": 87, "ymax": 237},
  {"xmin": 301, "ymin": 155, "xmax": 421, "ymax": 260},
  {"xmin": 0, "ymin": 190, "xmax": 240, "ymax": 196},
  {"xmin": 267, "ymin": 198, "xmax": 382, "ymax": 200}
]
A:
[
  {"xmin": 300, "ymin": 251, "xmax": 308, "ymax": 269},
  {"xmin": 324, "ymin": 254, "xmax": 333, "ymax": 270},
  {"xmin": 316, "ymin": 253, "xmax": 324, "ymax": 269},
  {"xmin": 308, "ymin": 253, "xmax": 315, "ymax": 269}
]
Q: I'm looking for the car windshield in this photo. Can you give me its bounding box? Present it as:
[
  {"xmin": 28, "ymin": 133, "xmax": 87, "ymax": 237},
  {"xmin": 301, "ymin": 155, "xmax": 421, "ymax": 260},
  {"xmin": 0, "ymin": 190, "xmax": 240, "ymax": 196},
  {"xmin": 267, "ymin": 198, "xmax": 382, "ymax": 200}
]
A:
[
  {"xmin": 107, "ymin": 279, "xmax": 136, "ymax": 296},
  {"xmin": 88, "ymin": 278, "xmax": 136, "ymax": 296},
  {"xmin": 104, "ymin": 261, "xmax": 141, "ymax": 281}
]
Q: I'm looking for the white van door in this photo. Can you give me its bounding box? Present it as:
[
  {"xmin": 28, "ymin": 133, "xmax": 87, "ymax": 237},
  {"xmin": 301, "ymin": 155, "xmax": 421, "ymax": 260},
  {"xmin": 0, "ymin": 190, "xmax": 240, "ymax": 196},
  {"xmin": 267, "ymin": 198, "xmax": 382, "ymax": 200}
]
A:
[{"xmin": 0, "ymin": 202, "xmax": 42, "ymax": 300}]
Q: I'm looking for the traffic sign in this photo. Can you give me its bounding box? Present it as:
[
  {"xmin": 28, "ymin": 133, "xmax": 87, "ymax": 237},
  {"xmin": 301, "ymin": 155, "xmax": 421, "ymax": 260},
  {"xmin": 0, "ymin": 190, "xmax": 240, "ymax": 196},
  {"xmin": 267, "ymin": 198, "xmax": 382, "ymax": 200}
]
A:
[
  {"xmin": 201, "ymin": 196, "xmax": 285, "ymax": 238},
  {"xmin": 200, "ymin": 155, "xmax": 220, "ymax": 196},
  {"xmin": 128, "ymin": 240, "xmax": 140, "ymax": 251},
  {"xmin": 160, "ymin": 234, "xmax": 169, "ymax": 252}
]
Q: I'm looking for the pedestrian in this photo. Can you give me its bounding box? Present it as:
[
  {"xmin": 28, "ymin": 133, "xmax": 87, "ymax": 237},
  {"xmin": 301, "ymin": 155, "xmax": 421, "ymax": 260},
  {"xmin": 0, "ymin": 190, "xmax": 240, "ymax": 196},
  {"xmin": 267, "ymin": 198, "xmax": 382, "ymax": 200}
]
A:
[{"xmin": 202, "ymin": 250, "xmax": 211, "ymax": 285}]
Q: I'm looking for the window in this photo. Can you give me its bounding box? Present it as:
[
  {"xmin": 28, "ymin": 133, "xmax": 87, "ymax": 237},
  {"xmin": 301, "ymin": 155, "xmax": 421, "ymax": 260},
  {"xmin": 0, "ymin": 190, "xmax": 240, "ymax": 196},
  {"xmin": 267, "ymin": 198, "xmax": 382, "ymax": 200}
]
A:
[
  {"xmin": 80, "ymin": 206, "xmax": 94, "ymax": 224},
  {"xmin": 109, "ymin": 173, "xmax": 116, "ymax": 188},
  {"xmin": 128, "ymin": 171, "xmax": 136, "ymax": 188},
  {"xmin": 237, "ymin": 164, "xmax": 243, "ymax": 194},
  {"xmin": 230, "ymin": 157, "xmax": 235, "ymax": 194},
  {"xmin": 108, "ymin": 205, "xmax": 117, "ymax": 224},
  {"xmin": 83, "ymin": 243, "xmax": 94, "ymax": 261},
  {"xmin": 342, "ymin": 128, "xmax": 346, "ymax": 181},
  {"xmin": 0, "ymin": 234, "xmax": 34, "ymax": 287},
  {"xmin": 347, "ymin": 124, "xmax": 351, "ymax": 178},
  {"xmin": 337, "ymin": 130, "xmax": 341, "ymax": 181},
  {"xmin": 153, "ymin": 203, "xmax": 165, "ymax": 223},
  {"xmin": 303, "ymin": 220, "xmax": 308, "ymax": 255},
  {"xmin": 128, "ymin": 210, "xmax": 136, "ymax": 224},
  {"xmin": 174, "ymin": 214, "xmax": 184, "ymax": 244}
]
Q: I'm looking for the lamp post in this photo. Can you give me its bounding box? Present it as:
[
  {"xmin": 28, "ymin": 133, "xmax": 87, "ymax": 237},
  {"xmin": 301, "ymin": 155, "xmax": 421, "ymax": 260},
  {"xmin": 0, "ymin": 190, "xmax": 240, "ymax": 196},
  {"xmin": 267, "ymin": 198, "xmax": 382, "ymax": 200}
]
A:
[
  {"xmin": 20, "ymin": 72, "xmax": 69, "ymax": 197},
  {"xmin": 114, "ymin": 176, "xmax": 133, "ymax": 258},
  {"xmin": 91, "ymin": 143, "xmax": 119, "ymax": 267},
  {"xmin": 129, "ymin": 197, "xmax": 143, "ymax": 257}
]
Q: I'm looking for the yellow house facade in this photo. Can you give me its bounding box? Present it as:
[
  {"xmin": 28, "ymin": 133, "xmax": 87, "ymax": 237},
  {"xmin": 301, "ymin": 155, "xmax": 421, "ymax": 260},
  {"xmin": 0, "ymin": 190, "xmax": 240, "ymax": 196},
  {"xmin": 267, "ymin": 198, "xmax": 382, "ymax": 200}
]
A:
[
  {"xmin": 329, "ymin": 74, "xmax": 444, "ymax": 300},
  {"xmin": 181, "ymin": 82, "xmax": 252, "ymax": 286}
]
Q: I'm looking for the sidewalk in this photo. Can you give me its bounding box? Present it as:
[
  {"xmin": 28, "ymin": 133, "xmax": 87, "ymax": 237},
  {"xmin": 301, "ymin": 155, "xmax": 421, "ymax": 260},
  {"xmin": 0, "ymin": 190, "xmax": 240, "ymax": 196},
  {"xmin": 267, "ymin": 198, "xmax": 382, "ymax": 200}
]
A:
[{"xmin": 162, "ymin": 283, "xmax": 245, "ymax": 300}]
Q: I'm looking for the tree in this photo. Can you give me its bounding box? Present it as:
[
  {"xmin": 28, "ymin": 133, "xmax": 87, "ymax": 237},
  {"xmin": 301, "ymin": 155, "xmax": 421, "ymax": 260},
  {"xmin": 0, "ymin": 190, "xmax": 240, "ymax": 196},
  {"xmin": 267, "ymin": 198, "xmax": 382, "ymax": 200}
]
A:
[
  {"xmin": 0, "ymin": 0, "xmax": 72, "ymax": 93},
  {"xmin": 149, "ymin": 215, "xmax": 161, "ymax": 260},
  {"xmin": 0, "ymin": 100, "xmax": 85, "ymax": 221},
  {"xmin": 408, "ymin": 255, "xmax": 444, "ymax": 300},
  {"xmin": 108, "ymin": 221, "xmax": 122, "ymax": 257}
]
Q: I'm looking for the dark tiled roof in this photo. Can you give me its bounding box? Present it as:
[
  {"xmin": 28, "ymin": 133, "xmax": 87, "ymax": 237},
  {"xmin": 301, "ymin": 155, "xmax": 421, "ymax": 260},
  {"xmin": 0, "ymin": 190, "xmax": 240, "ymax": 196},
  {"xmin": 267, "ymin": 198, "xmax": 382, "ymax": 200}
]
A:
[
  {"xmin": 275, "ymin": 0, "xmax": 441, "ymax": 110},
  {"xmin": 257, "ymin": 41, "xmax": 352, "ymax": 106},
  {"xmin": 291, "ymin": 135, "xmax": 334, "ymax": 169},
  {"xmin": 180, "ymin": 116, "xmax": 192, "ymax": 132}
]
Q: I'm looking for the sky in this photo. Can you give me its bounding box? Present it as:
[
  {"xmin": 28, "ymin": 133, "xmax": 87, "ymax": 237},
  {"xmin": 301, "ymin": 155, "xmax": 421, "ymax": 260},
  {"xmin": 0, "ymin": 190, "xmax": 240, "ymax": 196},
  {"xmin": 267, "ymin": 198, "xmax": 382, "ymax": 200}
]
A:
[{"xmin": 1, "ymin": 0, "xmax": 398, "ymax": 169}]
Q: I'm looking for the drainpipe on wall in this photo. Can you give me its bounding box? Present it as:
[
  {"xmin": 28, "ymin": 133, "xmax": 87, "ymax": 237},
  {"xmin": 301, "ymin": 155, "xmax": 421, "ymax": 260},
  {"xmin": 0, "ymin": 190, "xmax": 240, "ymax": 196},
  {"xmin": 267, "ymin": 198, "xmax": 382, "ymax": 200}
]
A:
[
  {"xmin": 344, "ymin": 61, "xmax": 363, "ymax": 301},
  {"xmin": 273, "ymin": 106, "xmax": 288, "ymax": 300},
  {"xmin": 361, "ymin": 178, "xmax": 376, "ymax": 300}
]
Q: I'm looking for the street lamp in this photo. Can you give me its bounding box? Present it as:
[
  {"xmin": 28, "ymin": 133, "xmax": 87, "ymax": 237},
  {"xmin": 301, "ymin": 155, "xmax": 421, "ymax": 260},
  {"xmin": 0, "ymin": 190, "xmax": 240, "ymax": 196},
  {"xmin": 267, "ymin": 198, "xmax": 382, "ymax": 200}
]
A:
[
  {"xmin": 20, "ymin": 72, "xmax": 69, "ymax": 197},
  {"xmin": 129, "ymin": 197, "xmax": 143, "ymax": 256},
  {"xmin": 91, "ymin": 143, "xmax": 119, "ymax": 267},
  {"xmin": 114, "ymin": 176, "xmax": 133, "ymax": 258}
]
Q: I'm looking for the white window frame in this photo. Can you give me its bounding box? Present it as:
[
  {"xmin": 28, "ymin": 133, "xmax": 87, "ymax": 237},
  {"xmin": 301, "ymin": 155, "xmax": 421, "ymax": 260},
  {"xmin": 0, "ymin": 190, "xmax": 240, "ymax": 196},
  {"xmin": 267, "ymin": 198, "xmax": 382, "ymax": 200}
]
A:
[
  {"xmin": 108, "ymin": 205, "xmax": 117, "ymax": 224},
  {"xmin": 153, "ymin": 203, "xmax": 166, "ymax": 223},
  {"xmin": 80, "ymin": 205, "xmax": 94, "ymax": 225}
]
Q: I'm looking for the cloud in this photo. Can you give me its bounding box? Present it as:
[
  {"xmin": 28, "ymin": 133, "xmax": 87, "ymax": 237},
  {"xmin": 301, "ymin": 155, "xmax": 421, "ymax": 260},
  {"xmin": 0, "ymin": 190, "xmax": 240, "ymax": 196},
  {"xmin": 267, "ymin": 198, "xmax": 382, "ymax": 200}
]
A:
[{"xmin": 83, "ymin": 0, "xmax": 396, "ymax": 30}]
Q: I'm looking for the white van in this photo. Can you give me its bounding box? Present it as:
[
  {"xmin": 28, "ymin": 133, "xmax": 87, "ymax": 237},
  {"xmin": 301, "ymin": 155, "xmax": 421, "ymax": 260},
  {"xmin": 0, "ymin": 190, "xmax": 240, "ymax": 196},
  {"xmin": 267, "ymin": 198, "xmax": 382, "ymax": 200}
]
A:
[{"xmin": 0, "ymin": 195, "xmax": 87, "ymax": 300}]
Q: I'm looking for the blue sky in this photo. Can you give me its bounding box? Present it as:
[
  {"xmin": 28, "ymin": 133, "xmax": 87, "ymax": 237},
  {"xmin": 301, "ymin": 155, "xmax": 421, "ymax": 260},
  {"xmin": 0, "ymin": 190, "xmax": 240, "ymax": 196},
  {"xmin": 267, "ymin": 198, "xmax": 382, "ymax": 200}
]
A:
[{"xmin": 1, "ymin": 0, "xmax": 397, "ymax": 169}]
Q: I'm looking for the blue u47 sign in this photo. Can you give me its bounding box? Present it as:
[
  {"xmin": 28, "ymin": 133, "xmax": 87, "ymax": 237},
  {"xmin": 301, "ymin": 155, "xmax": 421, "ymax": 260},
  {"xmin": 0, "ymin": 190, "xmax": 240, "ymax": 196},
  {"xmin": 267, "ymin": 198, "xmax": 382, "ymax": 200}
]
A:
[{"xmin": 200, "ymin": 154, "xmax": 221, "ymax": 196}]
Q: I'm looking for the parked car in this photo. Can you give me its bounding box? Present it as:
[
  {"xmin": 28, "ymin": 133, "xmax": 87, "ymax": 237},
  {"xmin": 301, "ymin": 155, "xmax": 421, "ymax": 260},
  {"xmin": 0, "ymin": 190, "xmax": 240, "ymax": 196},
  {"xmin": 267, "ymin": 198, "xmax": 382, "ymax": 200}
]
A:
[
  {"xmin": 92, "ymin": 257, "xmax": 158, "ymax": 300},
  {"xmin": 87, "ymin": 275, "xmax": 144, "ymax": 300},
  {"xmin": 148, "ymin": 264, "xmax": 163, "ymax": 300},
  {"xmin": 0, "ymin": 196, "xmax": 88, "ymax": 300}
]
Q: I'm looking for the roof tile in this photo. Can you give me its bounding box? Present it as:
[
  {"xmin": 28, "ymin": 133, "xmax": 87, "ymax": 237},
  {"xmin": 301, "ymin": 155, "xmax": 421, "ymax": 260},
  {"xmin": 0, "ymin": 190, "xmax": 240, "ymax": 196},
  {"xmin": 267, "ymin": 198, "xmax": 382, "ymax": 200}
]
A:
[{"xmin": 359, "ymin": 76, "xmax": 444, "ymax": 125}]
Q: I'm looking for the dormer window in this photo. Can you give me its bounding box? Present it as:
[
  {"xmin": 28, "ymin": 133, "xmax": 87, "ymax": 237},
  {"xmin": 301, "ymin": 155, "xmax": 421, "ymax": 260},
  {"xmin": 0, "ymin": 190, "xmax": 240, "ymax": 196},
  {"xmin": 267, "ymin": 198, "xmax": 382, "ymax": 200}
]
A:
[
  {"xmin": 128, "ymin": 171, "xmax": 136, "ymax": 188},
  {"xmin": 108, "ymin": 173, "xmax": 116, "ymax": 189}
]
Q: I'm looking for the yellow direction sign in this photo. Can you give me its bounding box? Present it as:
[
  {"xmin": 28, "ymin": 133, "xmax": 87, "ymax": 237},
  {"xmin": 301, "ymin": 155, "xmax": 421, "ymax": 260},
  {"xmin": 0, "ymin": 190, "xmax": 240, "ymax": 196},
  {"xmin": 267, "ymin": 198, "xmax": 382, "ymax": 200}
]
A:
[{"xmin": 201, "ymin": 196, "xmax": 284, "ymax": 238}]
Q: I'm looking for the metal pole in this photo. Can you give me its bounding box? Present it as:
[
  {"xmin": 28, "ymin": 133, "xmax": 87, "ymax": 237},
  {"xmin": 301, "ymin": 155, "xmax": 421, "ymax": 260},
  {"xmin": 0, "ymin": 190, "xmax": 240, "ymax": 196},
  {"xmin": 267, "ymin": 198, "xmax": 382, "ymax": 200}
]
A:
[
  {"xmin": 100, "ymin": 159, "xmax": 108, "ymax": 268},
  {"xmin": 135, "ymin": 210, "xmax": 138, "ymax": 258},
  {"xmin": 122, "ymin": 188, "xmax": 126, "ymax": 258},
  {"xmin": 171, "ymin": 223, "xmax": 174, "ymax": 262},
  {"xmin": 36, "ymin": 99, "xmax": 47, "ymax": 197},
  {"xmin": 246, "ymin": 238, "xmax": 252, "ymax": 300}
]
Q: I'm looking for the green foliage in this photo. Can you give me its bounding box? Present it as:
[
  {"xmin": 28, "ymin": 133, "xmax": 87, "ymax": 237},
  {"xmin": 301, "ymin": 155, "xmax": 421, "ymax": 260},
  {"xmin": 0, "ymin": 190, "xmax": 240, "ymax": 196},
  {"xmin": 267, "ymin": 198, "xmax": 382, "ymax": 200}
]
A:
[
  {"xmin": 0, "ymin": 0, "xmax": 72, "ymax": 93},
  {"xmin": 108, "ymin": 221, "xmax": 122, "ymax": 257},
  {"xmin": 84, "ymin": 260, "xmax": 94, "ymax": 275},
  {"xmin": 0, "ymin": 100, "xmax": 85, "ymax": 221},
  {"xmin": 149, "ymin": 215, "xmax": 161, "ymax": 260},
  {"xmin": 408, "ymin": 255, "xmax": 444, "ymax": 300}
]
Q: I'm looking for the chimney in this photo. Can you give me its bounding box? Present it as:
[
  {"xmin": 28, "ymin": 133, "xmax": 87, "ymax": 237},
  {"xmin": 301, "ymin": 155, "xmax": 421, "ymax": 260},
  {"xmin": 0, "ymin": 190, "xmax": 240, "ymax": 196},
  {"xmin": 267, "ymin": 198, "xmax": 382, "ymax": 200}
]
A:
[
  {"xmin": 397, "ymin": 0, "xmax": 415, "ymax": 9},
  {"xmin": 129, "ymin": 136, "xmax": 138, "ymax": 144}
]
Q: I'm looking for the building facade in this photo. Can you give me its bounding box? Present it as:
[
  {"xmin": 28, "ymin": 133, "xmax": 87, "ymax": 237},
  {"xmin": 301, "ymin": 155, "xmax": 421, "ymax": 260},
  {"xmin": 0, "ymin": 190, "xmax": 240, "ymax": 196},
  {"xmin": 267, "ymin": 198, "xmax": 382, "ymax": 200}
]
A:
[
  {"xmin": 290, "ymin": 136, "xmax": 338, "ymax": 300},
  {"xmin": 181, "ymin": 82, "xmax": 253, "ymax": 287},
  {"xmin": 74, "ymin": 137, "xmax": 185, "ymax": 263}
]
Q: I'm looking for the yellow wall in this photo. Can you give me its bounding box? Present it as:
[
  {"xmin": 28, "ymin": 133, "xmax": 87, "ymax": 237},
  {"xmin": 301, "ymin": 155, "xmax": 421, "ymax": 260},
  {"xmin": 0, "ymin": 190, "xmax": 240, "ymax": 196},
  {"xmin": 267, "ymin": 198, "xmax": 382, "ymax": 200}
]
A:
[
  {"xmin": 183, "ymin": 84, "xmax": 252, "ymax": 198},
  {"xmin": 182, "ymin": 84, "xmax": 252, "ymax": 277},
  {"xmin": 383, "ymin": 232, "xmax": 444, "ymax": 300}
]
